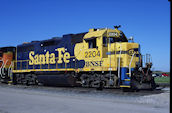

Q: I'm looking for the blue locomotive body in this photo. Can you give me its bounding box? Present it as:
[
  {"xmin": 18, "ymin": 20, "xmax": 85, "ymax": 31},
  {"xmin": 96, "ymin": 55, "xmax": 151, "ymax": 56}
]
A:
[{"xmin": 16, "ymin": 34, "xmax": 85, "ymax": 71}]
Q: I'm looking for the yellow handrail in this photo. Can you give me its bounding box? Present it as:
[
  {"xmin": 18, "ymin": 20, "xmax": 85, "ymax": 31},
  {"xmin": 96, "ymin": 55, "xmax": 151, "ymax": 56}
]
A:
[{"xmin": 13, "ymin": 56, "xmax": 76, "ymax": 71}]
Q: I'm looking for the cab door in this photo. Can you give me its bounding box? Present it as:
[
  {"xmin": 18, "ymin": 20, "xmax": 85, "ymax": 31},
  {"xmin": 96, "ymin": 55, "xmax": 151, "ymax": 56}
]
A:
[
  {"xmin": 102, "ymin": 37, "xmax": 108, "ymax": 58},
  {"xmin": 107, "ymin": 37, "xmax": 117, "ymax": 70}
]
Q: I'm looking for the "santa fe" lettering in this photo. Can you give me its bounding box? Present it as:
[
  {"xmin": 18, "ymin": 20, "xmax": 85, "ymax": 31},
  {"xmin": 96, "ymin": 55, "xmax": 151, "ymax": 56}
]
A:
[{"xmin": 29, "ymin": 48, "xmax": 70, "ymax": 65}]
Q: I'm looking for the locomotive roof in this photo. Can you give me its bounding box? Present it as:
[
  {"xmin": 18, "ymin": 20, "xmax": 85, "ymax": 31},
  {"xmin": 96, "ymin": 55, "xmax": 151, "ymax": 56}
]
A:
[
  {"xmin": 0, "ymin": 46, "xmax": 16, "ymax": 50},
  {"xmin": 84, "ymin": 28, "xmax": 128, "ymax": 42},
  {"xmin": 17, "ymin": 27, "xmax": 128, "ymax": 47},
  {"xmin": 18, "ymin": 37, "xmax": 62, "ymax": 46},
  {"xmin": 18, "ymin": 32, "xmax": 87, "ymax": 47},
  {"xmin": 0, "ymin": 46, "xmax": 16, "ymax": 52}
]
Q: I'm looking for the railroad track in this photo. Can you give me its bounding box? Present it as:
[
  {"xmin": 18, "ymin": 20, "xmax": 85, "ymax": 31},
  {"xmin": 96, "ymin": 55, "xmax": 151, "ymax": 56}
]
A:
[{"xmin": 0, "ymin": 82, "xmax": 167, "ymax": 97}]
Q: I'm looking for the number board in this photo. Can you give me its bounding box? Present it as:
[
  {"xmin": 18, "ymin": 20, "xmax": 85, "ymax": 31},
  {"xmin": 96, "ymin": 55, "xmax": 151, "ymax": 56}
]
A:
[{"xmin": 108, "ymin": 32, "xmax": 119, "ymax": 37}]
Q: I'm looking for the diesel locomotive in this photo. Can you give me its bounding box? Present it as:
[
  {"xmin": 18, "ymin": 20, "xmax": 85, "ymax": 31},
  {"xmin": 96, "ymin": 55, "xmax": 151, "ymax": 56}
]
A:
[{"xmin": 0, "ymin": 26, "xmax": 156, "ymax": 90}]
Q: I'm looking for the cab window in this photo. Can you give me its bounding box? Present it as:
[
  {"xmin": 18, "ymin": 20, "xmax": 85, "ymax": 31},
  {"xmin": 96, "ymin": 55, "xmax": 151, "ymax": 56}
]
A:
[{"xmin": 88, "ymin": 38, "xmax": 96, "ymax": 48}]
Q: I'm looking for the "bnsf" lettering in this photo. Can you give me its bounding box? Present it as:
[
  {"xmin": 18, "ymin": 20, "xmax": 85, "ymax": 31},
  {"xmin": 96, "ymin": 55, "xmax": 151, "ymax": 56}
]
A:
[
  {"xmin": 85, "ymin": 61, "xmax": 103, "ymax": 67},
  {"xmin": 29, "ymin": 48, "xmax": 70, "ymax": 65}
]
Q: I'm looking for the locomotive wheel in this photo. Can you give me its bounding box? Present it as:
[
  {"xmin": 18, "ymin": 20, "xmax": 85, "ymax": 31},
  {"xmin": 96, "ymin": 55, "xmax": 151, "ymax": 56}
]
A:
[
  {"xmin": 96, "ymin": 81, "xmax": 104, "ymax": 90},
  {"xmin": 130, "ymin": 80, "xmax": 140, "ymax": 90},
  {"xmin": 25, "ymin": 80, "xmax": 30, "ymax": 86},
  {"xmin": 12, "ymin": 74, "xmax": 17, "ymax": 85},
  {"xmin": 149, "ymin": 78, "xmax": 156, "ymax": 90}
]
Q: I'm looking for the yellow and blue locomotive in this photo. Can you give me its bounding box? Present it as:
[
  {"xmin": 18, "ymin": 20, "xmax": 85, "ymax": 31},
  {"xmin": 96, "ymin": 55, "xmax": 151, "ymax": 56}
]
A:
[{"xmin": 0, "ymin": 26, "xmax": 156, "ymax": 90}]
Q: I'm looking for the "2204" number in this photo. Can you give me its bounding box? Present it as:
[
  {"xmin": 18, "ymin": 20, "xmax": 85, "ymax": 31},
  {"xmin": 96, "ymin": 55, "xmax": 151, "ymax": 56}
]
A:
[{"xmin": 85, "ymin": 51, "xmax": 100, "ymax": 58}]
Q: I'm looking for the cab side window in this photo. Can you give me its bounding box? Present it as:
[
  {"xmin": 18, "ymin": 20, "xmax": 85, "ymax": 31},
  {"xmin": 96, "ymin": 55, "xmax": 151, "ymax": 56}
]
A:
[{"xmin": 88, "ymin": 38, "xmax": 96, "ymax": 49}]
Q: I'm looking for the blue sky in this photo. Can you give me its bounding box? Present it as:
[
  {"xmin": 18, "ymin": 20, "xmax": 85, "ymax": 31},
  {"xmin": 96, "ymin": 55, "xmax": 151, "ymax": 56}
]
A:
[{"xmin": 0, "ymin": 0, "xmax": 170, "ymax": 72}]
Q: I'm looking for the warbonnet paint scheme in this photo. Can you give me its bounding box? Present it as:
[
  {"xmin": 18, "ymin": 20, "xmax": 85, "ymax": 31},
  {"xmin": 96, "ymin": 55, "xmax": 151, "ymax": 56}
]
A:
[{"xmin": 0, "ymin": 26, "xmax": 156, "ymax": 90}]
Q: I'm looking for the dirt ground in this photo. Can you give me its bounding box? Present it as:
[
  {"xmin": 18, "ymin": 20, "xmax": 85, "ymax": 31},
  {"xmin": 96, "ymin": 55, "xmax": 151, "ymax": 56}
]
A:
[{"xmin": 0, "ymin": 84, "xmax": 170, "ymax": 113}]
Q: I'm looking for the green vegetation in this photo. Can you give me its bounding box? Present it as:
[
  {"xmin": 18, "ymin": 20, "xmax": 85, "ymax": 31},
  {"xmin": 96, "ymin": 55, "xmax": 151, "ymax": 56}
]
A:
[
  {"xmin": 153, "ymin": 71, "xmax": 170, "ymax": 75},
  {"xmin": 154, "ymin": 77, "xmax": 170, "ymax": 83}
]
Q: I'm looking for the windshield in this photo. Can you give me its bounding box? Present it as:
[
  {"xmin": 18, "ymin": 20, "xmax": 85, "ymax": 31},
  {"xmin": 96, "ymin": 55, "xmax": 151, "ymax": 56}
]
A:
[
  {"xmin": 103, "ymin": 37, "xmax": 127, "ymax": 44},
  {"xmin": 103, "ymin": 37, "xmax": 128, "ymax": 47},
  {"xmin": 111, "ymin": 37, "xmax": 128, "ymax": 42}
]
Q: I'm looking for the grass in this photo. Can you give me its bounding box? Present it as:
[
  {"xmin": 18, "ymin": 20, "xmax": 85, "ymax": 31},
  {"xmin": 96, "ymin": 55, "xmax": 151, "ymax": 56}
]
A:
[{"xmin": 154, "ymin": 76, "xmax": 170, "ymax": 84}]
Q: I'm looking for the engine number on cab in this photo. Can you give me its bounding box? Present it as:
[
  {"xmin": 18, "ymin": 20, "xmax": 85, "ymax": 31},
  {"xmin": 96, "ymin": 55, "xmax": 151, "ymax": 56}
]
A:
[{"xmin": 85, "ymin": 51, "xmax": 100, "ymax": 58}]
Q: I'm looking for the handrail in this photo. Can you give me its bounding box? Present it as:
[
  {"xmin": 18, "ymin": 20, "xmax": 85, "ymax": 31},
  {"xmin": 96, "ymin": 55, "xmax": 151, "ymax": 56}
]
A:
[
  {"xmin": 0, "ymin": 59, "xmax": 4, "ymax": 77},
  {"xmin": 0, "ymin": 59, "xmax": 4, "ymax": 70},
  {"xmin": 0, "ymin": 60, "xmax": 8, "ymax": 79},
  {"xmin": 2, "ymin": 60, "xmax": 8, "ymax": 75},
  {"xmin": 0, "ymin": 59, "xmax": 4, "ymax": 68},
  {"xmin": 8, "ymin": 61, "xmax": 13, "ymax": 79},
  {"xmin": 13, "ymin": 56, "xmax": 76, "ymax": 71},
  {"xmin": 118, "ymin": 43, "xmax": 122, "ymax": 79},
  {"xmin": 129, "ymin": 52, "xmax": 135, "ymax": 77}
]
